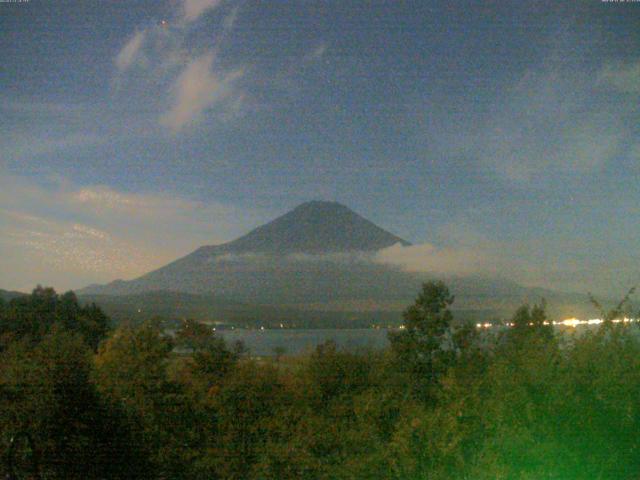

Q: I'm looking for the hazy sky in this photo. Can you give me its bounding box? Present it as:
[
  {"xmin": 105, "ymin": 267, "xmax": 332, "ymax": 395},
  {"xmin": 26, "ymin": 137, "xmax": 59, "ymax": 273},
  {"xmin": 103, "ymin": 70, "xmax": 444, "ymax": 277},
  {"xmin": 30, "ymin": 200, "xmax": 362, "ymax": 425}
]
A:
[{"xmin": 2, "ymin": 0, "xmax": 640, "ymax": 295}]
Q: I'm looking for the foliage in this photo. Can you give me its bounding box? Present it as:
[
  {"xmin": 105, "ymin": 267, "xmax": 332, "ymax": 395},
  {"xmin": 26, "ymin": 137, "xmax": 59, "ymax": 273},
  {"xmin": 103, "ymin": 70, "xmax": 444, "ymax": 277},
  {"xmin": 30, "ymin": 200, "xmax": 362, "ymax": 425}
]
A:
[
  {"xmin": 175, "ymin": 318, "xmax": 243, "ymax": 387},
  {"xmin": 0, "ymin": 327, "xmax": 148, "ymax": 479},
  {"xmin": 505, "ymin": 300, "xmax": 554, "ymax": 345},
  {"xmin": 3, "ymin": 283, "xmax": 640, "ymax": 479},
  {"xmin": 388, "ymin": 280, "xmax": 477, "ymax": 401},
  {"xmin": 0, "ymin": 286, "xmax": 109, "ymax": 351}
]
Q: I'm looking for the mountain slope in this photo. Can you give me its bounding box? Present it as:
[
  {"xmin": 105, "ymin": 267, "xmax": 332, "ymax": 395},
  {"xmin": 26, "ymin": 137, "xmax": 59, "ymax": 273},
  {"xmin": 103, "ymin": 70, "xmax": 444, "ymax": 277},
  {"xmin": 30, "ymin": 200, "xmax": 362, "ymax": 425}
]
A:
[
  {"xmin": 211, "ymin": 200, "xmax": 410, "ymax": 254},
  {"xmin": 77, "ymin": 201, "xmax": 597, "ymax": 321},
  {"xmin": 0, "ymin": 289, "xmax": 27, "ymax": 302},
  {"xmin": 79, "ymin": 201, "xmax": 412, "ymax": 298}
]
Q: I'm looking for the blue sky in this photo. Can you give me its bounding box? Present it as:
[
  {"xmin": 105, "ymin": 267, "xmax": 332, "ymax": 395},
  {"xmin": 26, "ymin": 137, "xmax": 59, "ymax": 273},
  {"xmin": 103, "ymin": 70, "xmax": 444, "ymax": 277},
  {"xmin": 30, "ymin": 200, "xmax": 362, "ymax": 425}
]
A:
[{"xmin": 1, "ymin": 0, "xmax": 640, "ymax": 295}]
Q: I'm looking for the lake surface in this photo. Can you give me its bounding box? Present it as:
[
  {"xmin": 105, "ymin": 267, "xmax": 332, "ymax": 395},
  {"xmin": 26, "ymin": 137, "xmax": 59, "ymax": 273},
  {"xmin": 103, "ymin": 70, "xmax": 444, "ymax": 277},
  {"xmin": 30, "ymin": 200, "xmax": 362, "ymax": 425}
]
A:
[
  {"xmin": 186, "ymin": 323, "xmax": 627, "ymax": 357},
  {"xmin": 216, "ymin": 328, "xmax": 391, "ymax": 356}
]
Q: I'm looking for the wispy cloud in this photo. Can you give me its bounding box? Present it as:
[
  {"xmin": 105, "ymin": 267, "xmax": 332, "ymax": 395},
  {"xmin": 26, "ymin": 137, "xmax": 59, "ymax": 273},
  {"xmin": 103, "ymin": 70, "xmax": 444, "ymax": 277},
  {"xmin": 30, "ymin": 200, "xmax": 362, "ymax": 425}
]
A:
[
  {"xmin": 306, "ymin": 43, "xmax": 327, "ymax": 62},
  {"xmin": 365, "ymin": 214, "xmax": 640, "ymax": 297},
  {"xmin": 2, "ymin": 132, "xmax": 106, "ymax": 160},
  {"xmin": 160, "ymin": 53, "xmax": 244, "ymax": 132},
  {"xmin": 473, "ymin": 67, "xmax": 626, "ymax": 183},
  {"xmin": 183, "ymin": 0, "xmax": 223, "ymax": 23},
  {"xmin": 0, "ymin": 95, "xmax": 158, "ymax": 166},
  {"xmin": 222, "ymin": 6, "xmax": 240, "ymax": 32},
  {"xmin": 0, "ymin": 95, "xmax": 110, "ymax": 142},
  {"xmin": 599, "ymin": 59, "xmax": 640, "ymax": 94},
  {"xmin": 269, "ymin": 42, "xmax": 330, "ymax": 97},
  {"xmin": 0, "ymin": 209, "xmax": 155, "ymax": 281},
  {"xmin": 112, "ymin": 1, "xmax": 246, "ymax": 132},
  {"xmin": 115, "ymin": 30, "xmax": 146, "ymax": 71},
  {"xmin": 113, "ymin": 1, "xmax": 330, "ymax": 133},
  {"xmin": 0, "ymin": 173, "xmax": 262, "ymax": 290},
  {"xmin": 422, "ymin": 59, "xmax": 636, "ymax": 186}
]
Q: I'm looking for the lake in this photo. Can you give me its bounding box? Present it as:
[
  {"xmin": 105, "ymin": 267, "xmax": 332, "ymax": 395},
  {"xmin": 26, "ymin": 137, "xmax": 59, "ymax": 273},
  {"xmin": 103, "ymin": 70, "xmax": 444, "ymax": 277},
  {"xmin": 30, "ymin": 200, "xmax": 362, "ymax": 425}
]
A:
[
  {"xmin": 183, "ymin": 322, "xmax": 628, "ymax": 357},
  {"xmin": 213, "ymin": 327, "xmax": 509, "ymax": 357},
  {"xmin": 216, "ymin": 328, "xmax": 391, "ymax": 356}
]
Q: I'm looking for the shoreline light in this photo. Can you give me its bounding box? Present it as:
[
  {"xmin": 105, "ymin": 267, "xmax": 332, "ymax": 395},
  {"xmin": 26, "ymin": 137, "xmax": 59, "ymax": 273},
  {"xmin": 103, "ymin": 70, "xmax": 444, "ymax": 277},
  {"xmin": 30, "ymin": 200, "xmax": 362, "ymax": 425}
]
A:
[{"xmin": 474, "ymin": 317, "xmax": 636, "ymax": 329}]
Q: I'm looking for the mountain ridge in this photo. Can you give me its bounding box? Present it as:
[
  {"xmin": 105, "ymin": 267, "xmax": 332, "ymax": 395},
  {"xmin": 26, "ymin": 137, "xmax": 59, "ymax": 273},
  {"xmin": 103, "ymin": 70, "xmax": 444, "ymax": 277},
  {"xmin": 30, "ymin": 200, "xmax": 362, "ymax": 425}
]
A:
[
  {"xmin": 76, "ymin": 201, "xmax": 598, "ymax": 322},
  {"xmin": 79, "ymin": 201, "xmax": 412, "ymax": 297},
  {"xmin": 0, "ymin": 289, "xmax": 27, "ymax": 302},
  {"xmin": 198, "ymin": 200, "xmax": 411, "ymax": 255}
]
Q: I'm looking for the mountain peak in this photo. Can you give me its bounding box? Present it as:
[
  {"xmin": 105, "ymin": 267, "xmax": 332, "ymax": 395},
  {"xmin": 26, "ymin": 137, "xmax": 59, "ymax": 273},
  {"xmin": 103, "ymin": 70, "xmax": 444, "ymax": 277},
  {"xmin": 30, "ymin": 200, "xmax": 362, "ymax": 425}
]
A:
[
  {"xmin": 293, "ymin": 200, "xmax": 350, "ymax": 211},
  {"xmin": 211, "ymin": 201, "xmax": 410, "ymax": 255},
  {"xmin": 78, "ymin": 202, "xmax": 411, "ymax": 296}
]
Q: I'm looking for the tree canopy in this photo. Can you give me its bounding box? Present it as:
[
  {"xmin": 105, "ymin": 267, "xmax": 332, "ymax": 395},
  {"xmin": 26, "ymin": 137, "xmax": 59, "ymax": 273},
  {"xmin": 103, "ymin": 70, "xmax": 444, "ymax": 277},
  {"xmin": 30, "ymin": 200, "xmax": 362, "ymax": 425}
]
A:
[{"xmin": 2, "ymin": 282, "xmax": 640, "ymax": 479}]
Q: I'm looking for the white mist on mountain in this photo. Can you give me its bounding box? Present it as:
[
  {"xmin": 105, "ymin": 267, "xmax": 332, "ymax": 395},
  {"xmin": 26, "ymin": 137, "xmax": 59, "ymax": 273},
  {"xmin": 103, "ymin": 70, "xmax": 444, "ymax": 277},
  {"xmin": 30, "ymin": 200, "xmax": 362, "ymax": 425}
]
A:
[{"xmin": 374, "ymin": 242, "xmax": 491, "ymax": 277}]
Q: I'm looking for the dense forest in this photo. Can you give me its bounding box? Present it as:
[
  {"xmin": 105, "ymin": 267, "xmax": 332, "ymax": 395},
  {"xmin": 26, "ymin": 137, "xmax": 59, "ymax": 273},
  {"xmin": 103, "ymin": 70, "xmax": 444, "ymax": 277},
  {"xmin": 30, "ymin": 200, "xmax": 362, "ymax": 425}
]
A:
[{"xmin": 1, "ymin": 282, "xmax": 640, "ymax": 479}]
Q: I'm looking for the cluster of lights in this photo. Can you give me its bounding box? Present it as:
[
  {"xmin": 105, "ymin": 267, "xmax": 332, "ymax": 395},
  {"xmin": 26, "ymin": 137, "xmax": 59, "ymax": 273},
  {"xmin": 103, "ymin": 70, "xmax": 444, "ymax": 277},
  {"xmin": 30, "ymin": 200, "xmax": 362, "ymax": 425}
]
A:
[
  {"xmin": 475, "ymin": 317, "xmax": 637, "ymax": 329},
  {"xmin": 248, "ymin": 324, "xmax": 291, "ymax": 331}
]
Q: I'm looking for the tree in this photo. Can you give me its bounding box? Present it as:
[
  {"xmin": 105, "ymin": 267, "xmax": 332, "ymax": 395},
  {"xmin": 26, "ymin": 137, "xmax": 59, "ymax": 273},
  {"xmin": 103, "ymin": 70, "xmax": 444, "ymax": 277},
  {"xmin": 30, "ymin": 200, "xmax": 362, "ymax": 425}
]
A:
[
  {"xmin": 93, "ymin": 321, "xmax": 182, "ymax": 476},
  {"xmin": 303, "ymin": 340, "xmax": 372, "ymax": 407},
  {"xmin": 589, "ymin": 286, "xmax": 636, "ymax": 325},
  {"xmin": 0, "ymin": 327, "xmax": 148, "ymax": 479},
  {"xmin": 388, "ymin": 281, "xmax": 457, "ymax": 400},
  {"xmin": 505, "ymin": 301, "xmax": 553, "ymax": 346},
  {"xmin": 94, "ymin": 321, "xmax": 173, "ymax": 411},
  {"xmin": 175, "ymin": 318, "xmax": 214, "ymax": 351},
  {"xmin": 175, "ymin": 319, "xmax": 241, "ymax": 387},
  {"xmin": 0, "ymin": 287, "xmax": 110, "ymax": 351},
  {"xmin": 213, "ymin": 362, "xmax": 284, "ymax": 479},
  {"xmin": 76, "ymin": 302, "xmax": 110, "ymax": 352}
]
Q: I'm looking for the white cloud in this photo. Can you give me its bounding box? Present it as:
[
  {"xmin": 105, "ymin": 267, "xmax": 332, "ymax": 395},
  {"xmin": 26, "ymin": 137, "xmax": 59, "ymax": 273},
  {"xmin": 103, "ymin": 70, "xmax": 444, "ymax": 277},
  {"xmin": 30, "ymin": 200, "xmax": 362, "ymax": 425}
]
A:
[
  {"xmin": 272, "ymin": 237, "xmax": 493, "ymax": 278},
  {"xmin": 114, "ymin": 1, "xmax": 327, "ymax": 132},
  {"xmin": 0, "ymin": 173, "xmax": 261, "ymax": 290},
  {"xmin": 207, "ymin": 252, "xmax": 267, "ymax": 264},
  {"xmin": 222, "ymin": 6, "xmax": 239, "ymax": 32},
  {"xmin": 70, "ymin": 185, "xmax": 199, "ymax": 214},
  {"xmin": 160, "ymin": 52, "xmax": 244, "ymax": 131},
  {"xmin": 286, "ymin": 252, "xmax": 372, "ymax": 264},
  {"xmin": 112, "ymin": 3, "xmax": 246, "ymax": 132},
  {"xmin": 599, "ymin": 60, "xmax": 640, "ymax": 94},
  {"xmin": 307, "ymin": 43, "xmax": 327, "ymax": 61},
  {"xmin": 0, "ymin": 209, "xmax": 154, "ymax": 281},
  {"xmin": 115, "ymin": 30, "xmax": 146, "ymax": 71},
  {"xmin": 462, "ymin": 67, "xmax": 628, "ymax": 183},
  {"xmin": 374, "ymin": 242, "xmax": 491, "ymax": 277},
  {"xmin": 1, "ymin": 172, "xmax": 634, "ymax": 296},
  {"xmin": 436, "ymin": 65, "xmax": 637, "ymax": 187},
  {"xmin": 183, "ymin": 0, "xmax": 223, "ymax": 23}
]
